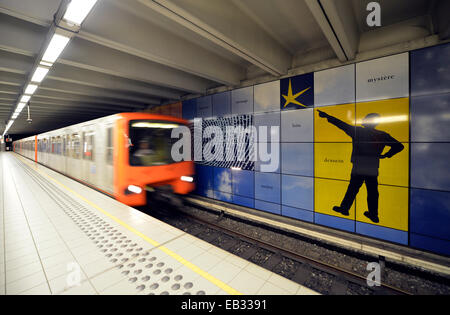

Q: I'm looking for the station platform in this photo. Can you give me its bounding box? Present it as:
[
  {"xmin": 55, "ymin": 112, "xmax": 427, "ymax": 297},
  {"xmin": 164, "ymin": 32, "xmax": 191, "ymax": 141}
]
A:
[{"xmin": 0, "ymin": 152, "xmax": 318, "ymax": 295}]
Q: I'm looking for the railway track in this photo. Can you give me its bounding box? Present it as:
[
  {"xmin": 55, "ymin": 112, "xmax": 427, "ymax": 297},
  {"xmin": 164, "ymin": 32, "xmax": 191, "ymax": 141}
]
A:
[{"xmin": 142, "ymin": 199, "xmax": 446, "ymax": 295}]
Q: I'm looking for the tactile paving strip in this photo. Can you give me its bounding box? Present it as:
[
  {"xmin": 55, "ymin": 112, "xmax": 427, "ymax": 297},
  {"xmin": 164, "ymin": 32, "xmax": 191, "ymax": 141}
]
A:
[{"xmin": 17, "ymin": 158, "xmax": 208, "ymax": 295}]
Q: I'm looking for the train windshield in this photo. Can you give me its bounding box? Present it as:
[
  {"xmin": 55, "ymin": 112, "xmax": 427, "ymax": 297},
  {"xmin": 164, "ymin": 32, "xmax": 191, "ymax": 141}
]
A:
[{"xmin": 129, "ymin": 120, "xmax": 181, "ymax": 166}]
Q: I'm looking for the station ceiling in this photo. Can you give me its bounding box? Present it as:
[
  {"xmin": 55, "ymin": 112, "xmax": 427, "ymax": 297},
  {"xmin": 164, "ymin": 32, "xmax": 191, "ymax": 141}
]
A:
[{"xmin": 0, "ymin": 0, "xmax": 448, "ymax": 136}]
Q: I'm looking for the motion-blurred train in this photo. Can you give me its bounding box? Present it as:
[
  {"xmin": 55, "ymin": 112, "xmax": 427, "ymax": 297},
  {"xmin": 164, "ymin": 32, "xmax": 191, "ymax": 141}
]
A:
[{"xmin": 14, "ymin": 113, "xmax": 195, "ymax": 206}]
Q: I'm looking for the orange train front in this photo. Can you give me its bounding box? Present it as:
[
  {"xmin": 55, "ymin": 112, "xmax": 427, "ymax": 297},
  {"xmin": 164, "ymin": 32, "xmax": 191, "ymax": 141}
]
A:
[
  {"xmin": 14, "ymin": 112, "xmax": 195, "ymax": 207},
  {"xmin": 114, "ymin": 113, "xmax": 194, "ymax": 206}
]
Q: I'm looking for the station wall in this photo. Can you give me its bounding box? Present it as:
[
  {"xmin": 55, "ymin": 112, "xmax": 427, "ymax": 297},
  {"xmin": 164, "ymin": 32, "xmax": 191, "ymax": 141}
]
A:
[{"xmin": 181, "ymin": 43, "xmax": 450, "ymax": 256}]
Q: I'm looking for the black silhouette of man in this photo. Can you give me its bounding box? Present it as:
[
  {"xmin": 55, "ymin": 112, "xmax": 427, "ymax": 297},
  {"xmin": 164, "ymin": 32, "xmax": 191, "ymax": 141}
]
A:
[{"xmin": 317, "ymin": 110, "xmax": 404, "ymax": 223}]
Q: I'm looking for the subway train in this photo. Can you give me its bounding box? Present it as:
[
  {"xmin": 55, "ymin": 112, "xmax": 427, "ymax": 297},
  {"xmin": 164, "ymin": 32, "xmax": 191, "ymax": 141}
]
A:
[{"xmin": 14, "ymin": 113, "xmax": 195, "ymax": 206}]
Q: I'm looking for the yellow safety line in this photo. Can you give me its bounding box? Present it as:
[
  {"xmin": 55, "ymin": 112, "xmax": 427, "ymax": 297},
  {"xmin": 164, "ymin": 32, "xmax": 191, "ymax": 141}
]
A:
[{"xmin": 18, "ymin": 155, "xmax": 242, "ymax": 295}]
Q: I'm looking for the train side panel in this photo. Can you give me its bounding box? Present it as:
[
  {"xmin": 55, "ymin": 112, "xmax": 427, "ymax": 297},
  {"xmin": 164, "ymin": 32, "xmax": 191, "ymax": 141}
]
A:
[
  {"xmin": 14, "ymin": 112, "xmax": 195, "ymax": 207},
  {"xmin": 15, "ymin": 115, "xmax": 118, "ymax": 196}
]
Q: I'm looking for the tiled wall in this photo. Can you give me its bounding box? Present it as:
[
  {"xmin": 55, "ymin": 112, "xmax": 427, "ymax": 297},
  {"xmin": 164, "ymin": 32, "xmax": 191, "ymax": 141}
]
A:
[
  {"xmin": 409, "ymin": 43, "xmax": 450, "ymax": 256},
  {"xmin": 181, "ymin": 43, "xmax": 450, "ymax": 256}
]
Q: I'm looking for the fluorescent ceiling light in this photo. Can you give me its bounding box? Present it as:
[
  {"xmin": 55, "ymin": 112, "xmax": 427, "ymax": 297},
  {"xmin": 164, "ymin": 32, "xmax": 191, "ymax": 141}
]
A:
[
  {"xmin": 17, "ymin": 102, "xmax": 26, "ymax": 111},
  {"xmin": 64, "ymin": 0, "xmax": 98, "ymax": 25},
  {"xmin": 25, "ymin": 84, "xmax": 38, "ymax": 95},
  {"xmin": 20, "ymin": 95, "xmax": 31, "ymax": 103},
  {"xmin": 42, "ymin": 33, "xmax": 70, "ymax": 63},
  {"xmin": 31, "ymin": 67, "xmax": 49, "ymax": 83},
  {"xmin": 40, "ymin": 61, "xmax": 53, "ymax": 67}
]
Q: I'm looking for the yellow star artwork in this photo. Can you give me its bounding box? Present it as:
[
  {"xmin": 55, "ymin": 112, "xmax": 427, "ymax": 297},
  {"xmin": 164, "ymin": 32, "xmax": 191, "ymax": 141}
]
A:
[{"xmin": 282, "ymin": 79, "xmax": 311, "ymax": 108}]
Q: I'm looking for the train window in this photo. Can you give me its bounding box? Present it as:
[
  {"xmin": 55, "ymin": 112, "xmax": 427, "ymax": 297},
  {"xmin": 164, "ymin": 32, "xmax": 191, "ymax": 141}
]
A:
[
  {"xmin": 106, "ymin": 127, "xmax": 113, "ymax": 165},
  {"xmin": 83, "ymin": 132, "xmax": 95, "ymax": 161},
  {"xmin": 55, "ymin": 136, "xmax": 61, "ymax": 155},
  {"xmin": 128, "ymin": 120, "xmax": 180, "ymax": 166},
  {"xmin": 71, "ymin": 133, "xmax": 81, "ymax": 159}
]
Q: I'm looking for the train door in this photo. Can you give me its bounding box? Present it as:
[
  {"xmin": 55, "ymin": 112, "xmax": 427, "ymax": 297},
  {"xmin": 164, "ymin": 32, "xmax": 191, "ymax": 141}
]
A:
[
  {"xmin": 82, "ymin": 126, "xmax": 96, "ymax": 185},
  {"xmin": 64, "ymin": 134, "xmax": 70, "ymax": 176},
  {"xmin": 103, "ymin": 124, "xmax": 114, "ymax": 193},
  {"xmin": 67, "ymin": 132, "xmax": 82, "ymax": 179}
]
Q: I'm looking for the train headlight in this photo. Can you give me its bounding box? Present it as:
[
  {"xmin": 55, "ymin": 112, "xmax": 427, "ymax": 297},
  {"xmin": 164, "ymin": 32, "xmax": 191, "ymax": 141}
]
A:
[
  {"xmin": 127, "ymin": 185, "xmax": 143, "ymax": 194},
  {"xmin": 180, "ymin": 176, "xmax": 194, "ymax": 183}
]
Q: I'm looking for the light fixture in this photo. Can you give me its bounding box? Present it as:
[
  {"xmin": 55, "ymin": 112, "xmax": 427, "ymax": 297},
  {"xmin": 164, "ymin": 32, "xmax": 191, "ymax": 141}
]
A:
[
  {"xmin": 20, "ymin": 95, "xmax": 31, "ymax": 103},
  {"xmin": 127, "ymin": 185, "xmax": 142, "ymax": 194},
  {"xmin": 131, "ymin": 122, "xmax": 180, "ymax": 129},
  {"xmin": 63, "ymin": 0, "xmax": 98, "ymax": 25},
  {"xmin": 42, "ymin": 33, "xmax": 70, "ymax": 64},
  {"xmin": 24, "ymin": 84, "xmax": 38, "ymax": 95},
  {"xmin": 31, "ymin": 66, "xmax": 49, "ymax": 83},
  {"xmin": 180, "ymin": 176, "xmax": 194, "ymax": 183},
  {"xmin": 16, "ymin": 103, "xmax": 26, "ymax": 112},
  {"xmin": 39, "ymin": 61, "xmax": 53, "ymax": 67}
]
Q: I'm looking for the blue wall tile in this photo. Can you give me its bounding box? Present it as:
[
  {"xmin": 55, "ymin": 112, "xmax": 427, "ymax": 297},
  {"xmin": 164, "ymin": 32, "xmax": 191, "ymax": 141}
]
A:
[
  {"xmin": 196, "ymin": 96, "xmax": 213, "ymax": 118},
  {"xmin": 213, "ymin": 91, "xmax": 231, "ymax": 117},
  {"xmin": 411, "ymin": 43, "xmax": 450, "ymax": 97},
  {"xmin": 411, "ymin": 93, "xmax": 450, "ymax": 142},
  {"xmin": 282, "ymin": 205, "xmax": 314, "ymax": 223},
  {"xmin": 254, "ymin": 112, "xmax": 280, "ymax": 142},
  {"xmin": 182, "ymin": 99, "xmax": 196, "ymax": 120},
  {"xmin": 213, "ymin": 167, "xmax": 232, "ymax": 193},
  {"xmin": 254, "ymin": 80, "xmax": 280, "ymax": 113},
  {"xmin": 195, "ymin": 164, "xmax": 214, "ymax": 197},
  {"xmin": 410, "ymin": 188, "xmax": 450, "ymax": 241},
  {"xmin": 232, "ymin": 195, "xmax": 254, "ymax": 208},
  {"xmin": 254, "ymin": 172, "xmax": 281, "ymax": 204},
  {"xmin": 315, "ymin": 213, "xmax": 355, "ymax": 233},
  {"xmin": 356, "ymin": 53, "xmax": 409, "ymax": 102},
  {"xmin": 255, "ymin": 142, "xmax": 280, "ymax": 173},
  {"xmin": 281, "ymin": 143, "xmax": 314, "ymax": 176},
  {"xmin": 232, "ymin": 169, "xmax": 254, "ymax": 198},
  {"xmin": 315, "ymin": 64, "xmax": 355, "ymax": 107},
  {"xmin": 281, "ymin": 108, "xmax": 314, "ymax": 142},
  {"xmin": 410, "ymin": 233, "xmax": 450, "ymax": 256},
  {"xmin": 280, "ymin": 73, "xmax": 314, "ymax": 110},
  {"xmin": 214, "ymin": 190, "xmax": 233, "ymax": 203},
  {"xmin": 281, "ymin": 175, "xmax": 314, "ymax": 211},
  {"xmin": 255, "ymin": 200, "xmax": 281, "ymax": 215},
  {"xmin": 356, "ymin": 222, "xmax": 408, "ymax": 245},
  {"xmin": 411, "ymin": 143, "xmax": 450, "ymax": 191},
  {"xmin": 232, "ymin": 86, "xmax": 254, "ymax": 115}
]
